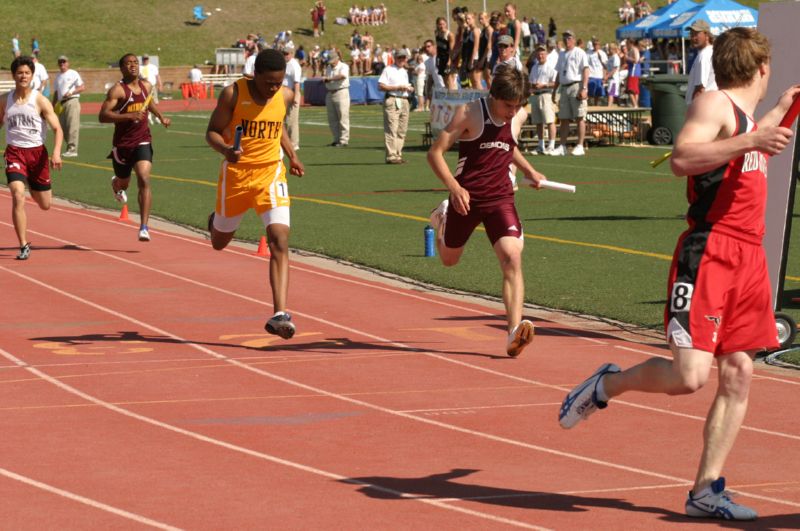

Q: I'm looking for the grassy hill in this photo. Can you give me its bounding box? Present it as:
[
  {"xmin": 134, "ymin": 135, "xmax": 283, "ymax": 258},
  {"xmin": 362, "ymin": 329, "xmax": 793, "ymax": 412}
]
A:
[{"xmin": 1, "ymin": 0, "xmax": 762, "ymax": 69}]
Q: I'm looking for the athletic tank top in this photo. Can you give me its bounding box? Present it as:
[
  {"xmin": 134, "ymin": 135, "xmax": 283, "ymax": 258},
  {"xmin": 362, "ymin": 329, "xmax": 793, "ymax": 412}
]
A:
[
  {"xmin": 4, "ymin": 89, "xmax": 45, "ymax": 148},
  {"xmin": 436, "ymin": 31, "xmax": 451, "ymax": 70},
  {"xmin": 454, "ymin": 97, "xmax": 516, "ymax": 206},
  {"xmin": 478, "ymin": 28, "xmax": 489, "ymax": 60},
  {"xmin": 227, "ymin": 78, "xmax": 286, "ymax": 165},
  {"xmin": 461, "ymin": 28, "xmax": 475, "ymax": 63},
  {"xmin": 112, "ymin": 80, "xmax": 152, "ymax": 147},
  {"xmin": 686, "ymin": 94, "xmax": 768, "ymax": 244}
]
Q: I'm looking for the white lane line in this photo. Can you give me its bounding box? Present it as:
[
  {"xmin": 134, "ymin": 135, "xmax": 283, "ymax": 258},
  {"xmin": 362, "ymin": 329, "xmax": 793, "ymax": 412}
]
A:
[
  {"xmin": 0, "ymin": 345, "xmax": 548, "ymax": 531},
  {"xmin": 0, "ymin": 466, "xmax": 181, "ymax": 530},
  {"xmin": 6, "ymin": 265, "xmax": 800, "ymax": 513}
]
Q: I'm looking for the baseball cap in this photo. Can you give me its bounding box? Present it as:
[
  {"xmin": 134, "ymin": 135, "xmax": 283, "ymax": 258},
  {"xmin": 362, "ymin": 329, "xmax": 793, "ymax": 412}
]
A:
[
  {"xmin": 535, "ymin": 44, "xmax": 547, "ymax": 52},
  {"xmin": 497, "ymin": 34, "xmax": 514, "ymax": 47},
  {"xmin": 395, "ymin": 49, "xmax": 409, "ymax": 58},
  {"xmin": 329, "ymin": 51, "xmax": 339, "ymax": 61},
  {"xmin": 283, "ymin": 43, "xmax": 295, "ymax": 53},
  {"xmin": 562, "ymin": 29, "xmax": 576, "ymax": 38},
  {"xmin": 58, "ymin": 55, "xmax": 68, "ymax": 62},
  {"xmin": 689, "ymin": 19, "xmax": 711, "ymax": 33},
  {"xmin": 142, "ymin": 54, "xmax": 149, "ymax": 59}
]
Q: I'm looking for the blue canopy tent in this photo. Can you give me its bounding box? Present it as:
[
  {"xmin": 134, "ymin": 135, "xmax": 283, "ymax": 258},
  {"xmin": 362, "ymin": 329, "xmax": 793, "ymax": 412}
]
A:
[
  {"xmin": 648, "ymin": 0, "xmax": 757, "ymax": 38},
  {"xmin": 648, "ymin": 0, "xmax": 758, "ymax": 71},
  {"xmin": 615, "ymin": 0, "xmax": 698, "ymax": 41}
]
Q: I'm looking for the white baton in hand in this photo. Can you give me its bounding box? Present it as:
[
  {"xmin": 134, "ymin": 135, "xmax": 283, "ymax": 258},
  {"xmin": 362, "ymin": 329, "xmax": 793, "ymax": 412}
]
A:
[{"xmin": 535, "ymin": 179, "xmax": 577, "ymax": 193}]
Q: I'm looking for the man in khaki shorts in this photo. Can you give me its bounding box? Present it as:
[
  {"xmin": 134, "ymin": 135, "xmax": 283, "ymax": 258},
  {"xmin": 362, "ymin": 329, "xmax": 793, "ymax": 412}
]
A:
[
  {"xmin": 552, "ymin": 29, "xmax": 589, "ymax": 156},
  {"xmin": 528, "ymin": 44, "xmax": 557, "ymax": 154}
]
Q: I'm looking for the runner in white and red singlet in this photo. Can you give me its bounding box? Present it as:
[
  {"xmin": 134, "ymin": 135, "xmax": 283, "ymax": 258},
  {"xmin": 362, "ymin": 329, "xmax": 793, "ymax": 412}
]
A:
[
  {"xmin": 559, "ymin": 28, "xmax": 800, "ymax": 521},
  {"xmin": 0, "ymin": 55, "xmax": 63, "ymax": 260},
  {"xmin": 428, "ymin": 65, "xmax": 546, "ymax": 358},
  {"xmin": 99, "ymin": 53, "xmax": 171, "ymax": 242}
]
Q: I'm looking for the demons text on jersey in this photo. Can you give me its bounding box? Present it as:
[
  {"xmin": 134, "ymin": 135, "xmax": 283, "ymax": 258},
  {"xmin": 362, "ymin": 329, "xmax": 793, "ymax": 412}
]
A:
[{"xmin": 479, "ymin": 140, "xmax": 511, "ymax": 152}]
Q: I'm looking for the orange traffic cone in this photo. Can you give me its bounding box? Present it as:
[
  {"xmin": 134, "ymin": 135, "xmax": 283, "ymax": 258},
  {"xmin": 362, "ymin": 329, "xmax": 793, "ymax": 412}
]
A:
[
  {"xmin": 254, "ymin": 236, "xmax": 270, "ymax": 257},
  {"xmin": 119, "ymin": 204, "xmax": 129, "ymax": 222}
]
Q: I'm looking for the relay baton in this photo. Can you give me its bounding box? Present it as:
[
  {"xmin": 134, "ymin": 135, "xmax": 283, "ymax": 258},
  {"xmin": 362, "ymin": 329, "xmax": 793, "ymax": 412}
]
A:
[
  {"xmin": 650, "ymin": 151, "xmax": 672, "ymax": 168},
  {"xmin": 233, "ymin": 125, "xmax": 243, "ymax": 151},
  {"xmin": 538, "ymin": 180, "xmax": 576, "ymax": 193},
  {"xmin": 142, "ymin": 93, "xmax": 153, "ymax": 110},
  {"xmin": 779, "ymin": 93, "xmax": 800, "ymax": 128}
]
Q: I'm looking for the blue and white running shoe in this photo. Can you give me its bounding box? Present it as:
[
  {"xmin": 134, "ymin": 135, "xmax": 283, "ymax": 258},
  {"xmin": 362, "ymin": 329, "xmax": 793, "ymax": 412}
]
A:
[
  {"xmin": 685, "ymin": 477, "xmax": 757, "ymax": 520},
  {"xmin": 559, "ymin": 362, "xmax": 620, "ymax": 429}
]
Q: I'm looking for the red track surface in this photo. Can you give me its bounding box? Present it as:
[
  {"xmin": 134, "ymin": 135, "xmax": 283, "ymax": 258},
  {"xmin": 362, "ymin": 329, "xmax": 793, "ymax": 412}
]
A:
[{"xmin": 2, "ymin": 192, "xmax": 799, "ymax": 529}]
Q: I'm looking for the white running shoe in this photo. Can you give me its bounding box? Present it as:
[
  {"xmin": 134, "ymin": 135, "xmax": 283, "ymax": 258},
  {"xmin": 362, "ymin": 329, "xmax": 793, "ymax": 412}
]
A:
[
  {"xmin": 62, "ymin": 150, "xmax": 78, "ymax": 158},
  {"xmin": 506, "ymin": 320, "xmax": 535, "ymax": 357},
  {"xmin": 266, "ymin": 312, "xmax": 296, "ymax": 339},
  {"xmin": 549, "ymin": 145, "xmax": 566, "ymax": 156},
  {"xmin": 685, "ymin": 478, "xmax": 758, "ymax": 521},
  {"xmin": 559, "ymin": 362, "xmax": 621, "ymax": 429},
  {"xmin": 138, "ymin": 227, "xmax": 151, "ymax": 242},
  {"xmin": 112, "ymin": 176, "xmax": 127, "ymax": 203},
  {"xmin": 571, "ymin": 144, "xmax": 586, "ymax": 156},
  {"xmin": 429, "ymin": 199, "xmax": 448, "ymax": 242}
]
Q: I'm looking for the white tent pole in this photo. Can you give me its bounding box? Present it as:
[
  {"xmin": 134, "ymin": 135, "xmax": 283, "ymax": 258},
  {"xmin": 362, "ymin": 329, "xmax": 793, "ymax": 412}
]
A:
[
  {"xmin": 681, "ymin": 37, "xmax": 686, "ymax": 74},
  {"xmin": 446, "ymin": 0, "xmax": 450, "ymax": 31}
]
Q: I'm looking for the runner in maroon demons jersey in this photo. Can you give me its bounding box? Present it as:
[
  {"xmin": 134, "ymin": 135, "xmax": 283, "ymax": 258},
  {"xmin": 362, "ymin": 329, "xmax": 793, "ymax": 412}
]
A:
[
  {"xmin": 427, "ymin": 65, "xmax": 546, "ymax": 358},
  {"xmin": 99, "ymin": 53, "xmax": 171, "ymax": 242}
]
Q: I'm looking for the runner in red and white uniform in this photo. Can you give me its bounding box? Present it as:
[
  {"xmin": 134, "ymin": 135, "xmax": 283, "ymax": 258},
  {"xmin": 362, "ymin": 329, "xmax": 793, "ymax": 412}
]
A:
[
  {"xmin": 99, "ymin": 53, "xmax": 171, "ymax": 242},
  {"xmin": 559, "ymin": 28, "xmax": 800, "ymax": 521},
  {"xmin": 427, "ymin": 65, "xmax": 546, "ymax": 358},
  {"xmin": 0, "ymin": 55, "xmax": 63, "ymax": 260}
]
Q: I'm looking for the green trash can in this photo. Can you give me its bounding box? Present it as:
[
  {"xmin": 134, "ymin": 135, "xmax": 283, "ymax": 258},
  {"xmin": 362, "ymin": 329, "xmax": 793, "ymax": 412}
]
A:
[{"xmin": 645, "ymin": 74, "xmax": 689, "ymax": 145}]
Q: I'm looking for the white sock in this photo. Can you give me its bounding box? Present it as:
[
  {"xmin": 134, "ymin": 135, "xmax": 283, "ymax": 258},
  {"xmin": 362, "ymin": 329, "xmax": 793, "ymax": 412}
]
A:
[
  {"xmin": 595, "ymin": 375, "xmax": 610, "ymax": 403},
  {"xmin": 272, "ymin": 311, "xmax": 287, "ymax": 318}
]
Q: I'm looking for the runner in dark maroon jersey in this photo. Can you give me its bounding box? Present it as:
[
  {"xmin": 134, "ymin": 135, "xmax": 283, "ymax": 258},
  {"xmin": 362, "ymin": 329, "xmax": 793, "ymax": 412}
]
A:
[
  {"xmin": 427, "ymin": 65, "xmax": 546, "ymax": 358},
  {"xmin": 99, "ymin": 53, "xmax": 171, "ymax": 242},
  {"xmin": 559, "ymin": 28, "xmax": 800, "ymax": 521}
]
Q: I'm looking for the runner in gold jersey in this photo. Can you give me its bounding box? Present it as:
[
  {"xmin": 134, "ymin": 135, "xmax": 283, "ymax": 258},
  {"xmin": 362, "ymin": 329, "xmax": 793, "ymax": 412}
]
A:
[{"xmin": 206, "ymin": 49, "xmax": 304, "ymax": 339}]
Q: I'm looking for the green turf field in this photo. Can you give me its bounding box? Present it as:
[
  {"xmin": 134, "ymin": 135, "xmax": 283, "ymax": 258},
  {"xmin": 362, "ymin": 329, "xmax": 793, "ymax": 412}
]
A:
[{"xmin": 5, "ymin": 105, "xmax": 800, "ymax": 334}]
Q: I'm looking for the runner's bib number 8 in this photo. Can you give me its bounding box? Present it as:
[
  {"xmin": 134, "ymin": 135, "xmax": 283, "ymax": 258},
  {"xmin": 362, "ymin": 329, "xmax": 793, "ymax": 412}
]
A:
[{"xmin": 670, "ymin": 282, "xmax": 693, "ymax": 312}]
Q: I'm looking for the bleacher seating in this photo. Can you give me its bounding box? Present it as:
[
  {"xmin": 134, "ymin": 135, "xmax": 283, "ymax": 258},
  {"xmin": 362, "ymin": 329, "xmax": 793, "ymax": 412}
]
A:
[{"xmin": 0, "ymin": 80, "xmax": 16, "ymax": 93}]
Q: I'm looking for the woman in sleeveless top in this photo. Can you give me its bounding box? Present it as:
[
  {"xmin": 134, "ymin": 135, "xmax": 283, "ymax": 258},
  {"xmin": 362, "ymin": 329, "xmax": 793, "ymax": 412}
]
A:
[
  {"xmin": 434, "ymin": 17, "xmax": 453, "ymax": 87},
  {"xmin": 459, "ymin": 12, "xmax": 483, "ymax": 89},
  {"xmin": 475, "ymin": 12, "xmax": 492, "ymax": 83},
  {"xmin": 448, "ymin": 9, "xmax": 467, "ymax": 89}
]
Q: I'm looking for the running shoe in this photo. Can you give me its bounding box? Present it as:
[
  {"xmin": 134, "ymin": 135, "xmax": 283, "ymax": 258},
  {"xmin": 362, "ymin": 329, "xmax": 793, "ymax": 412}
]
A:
[
  {"xmin": 429, "ymin": 199, "xmax": 448, "ymax": 241},
  {"xmin": 559, "ymin": 362, "xmax": 621, "ymax": 429},
  {"xmin": 111, "ymin": 176, "xmax": 127, "ymax": 203},
  {"xmin": 549, "ymin": 145, "xmax": 566, "ymax": 156},
  {"xmin": 138, "ymin": 226, "xmax": 151, "ymax": 242},
  {"xmin": 571, "ymin": 144, "xmax": 586, "ymax": 156},
  {"xmin": 16, "ymin": 242, "xmax": 31, "ymax": 260},
  {"xmin": 506, "ymin": 320, "xmax": 535, "ymax": 357},
  {"xmin": 685, "ymin": 478, "xmax": 758, "ymax": 520},
  {"xmin": 266, "ymin": 312, "xmax": 296, "ymax": 339}
]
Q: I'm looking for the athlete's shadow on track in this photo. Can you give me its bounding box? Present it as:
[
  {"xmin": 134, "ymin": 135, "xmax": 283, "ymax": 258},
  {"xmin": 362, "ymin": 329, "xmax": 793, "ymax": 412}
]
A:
[
  {"xmin": 341, "ymin": 467, "xmax": 679, "ymax": 517},
  {"xmin": 1, "ymin": 244, "xmax": 139, "ymax": 255},
  {"xmin": 29, "ymin": 331, "xmax": 499, "ymax": 359},
  {"xmin": 342, "ymin": 468, "xmax": 800, "ymax": 525}
]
